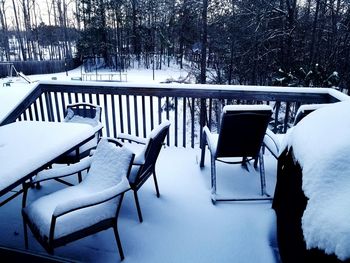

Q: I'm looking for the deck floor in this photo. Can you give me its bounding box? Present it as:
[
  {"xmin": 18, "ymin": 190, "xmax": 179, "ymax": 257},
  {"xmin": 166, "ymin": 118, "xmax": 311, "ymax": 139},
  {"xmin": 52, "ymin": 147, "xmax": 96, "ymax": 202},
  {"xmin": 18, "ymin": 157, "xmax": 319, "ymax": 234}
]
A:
[{"xmin": 0, "ymin": 146, "xmax": 280, "ymax": 263}]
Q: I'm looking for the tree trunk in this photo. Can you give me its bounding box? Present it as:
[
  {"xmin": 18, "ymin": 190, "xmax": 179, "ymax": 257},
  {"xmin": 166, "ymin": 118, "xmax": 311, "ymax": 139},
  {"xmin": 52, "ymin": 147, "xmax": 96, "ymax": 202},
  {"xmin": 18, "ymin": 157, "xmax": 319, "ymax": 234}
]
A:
[{"xmin": 200, "ymin": 0, "xmax": 208, "ymax": 84}]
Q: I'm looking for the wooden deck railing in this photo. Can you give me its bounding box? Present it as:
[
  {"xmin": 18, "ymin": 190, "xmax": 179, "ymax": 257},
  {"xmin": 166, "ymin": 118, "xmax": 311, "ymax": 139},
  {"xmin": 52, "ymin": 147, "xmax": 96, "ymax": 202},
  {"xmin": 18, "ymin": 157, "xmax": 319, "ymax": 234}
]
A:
[{"xmin": 1, "ymin": 81, "xmax": 348, "ymax": 148}]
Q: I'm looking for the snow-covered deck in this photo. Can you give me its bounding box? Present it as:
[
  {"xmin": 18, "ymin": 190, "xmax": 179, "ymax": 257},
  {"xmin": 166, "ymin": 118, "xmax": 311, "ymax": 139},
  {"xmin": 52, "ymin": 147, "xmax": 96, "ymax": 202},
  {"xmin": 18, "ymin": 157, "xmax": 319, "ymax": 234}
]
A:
[{"xmin": 0, "ymin": 146, "xmax": 279, "ymax": 263}]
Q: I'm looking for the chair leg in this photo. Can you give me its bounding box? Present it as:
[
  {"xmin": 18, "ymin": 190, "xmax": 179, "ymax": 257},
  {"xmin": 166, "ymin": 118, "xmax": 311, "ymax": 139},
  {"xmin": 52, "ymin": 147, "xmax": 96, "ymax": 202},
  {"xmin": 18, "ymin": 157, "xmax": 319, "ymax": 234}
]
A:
[
  {"xmin": 258, "ymin": 150, "xmax": 268, "ymax": 196},
  {"xmin": 152, "ymin": 169, "xmax": 160, "ymax": 198},
  {"xmin": 77, "ymin": 171, "xmax": 82, "ymax": 183},
  {"xmin": 113, "ymin": 224, "xmax": 125, "ymax": 261},
  {"xmin": 210, "ymin": 156, "xmax": 217, "ymax": 204},
  {"xmin": 23, "ymin": 220, "xmax": 28, "ymax": 249},
  {"xmin": 133, "ymin": 190, "xmax": 143, "ymax": 223}
]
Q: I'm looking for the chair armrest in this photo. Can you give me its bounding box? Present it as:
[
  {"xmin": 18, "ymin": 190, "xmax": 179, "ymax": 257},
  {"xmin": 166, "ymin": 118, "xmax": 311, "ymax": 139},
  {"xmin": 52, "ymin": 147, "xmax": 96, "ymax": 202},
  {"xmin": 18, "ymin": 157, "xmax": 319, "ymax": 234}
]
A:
[
  {"xmin": 202, "ymin": 126, "xmax": 218, "ymax": 154},
  {"xmin": 117, "ymin": 133, "xmax": 148, "ymax": 144},
  {"xmin": 263, "ymin": 129, "xmax": 281, "ymax": 159},
  {"xmin": 67, "ymin": 102, "xmax": 100, "ymax": 108},
  {"xmin": 33, "ymin": 157, "xmax": 93, "ymax": 183},
  {"xmin": 53, "ymin": 177, "xmax": 130, "ymax": 218},
  {"xmin": 103, "ymin": 137, "xmax": 124, "ymax": 147}
]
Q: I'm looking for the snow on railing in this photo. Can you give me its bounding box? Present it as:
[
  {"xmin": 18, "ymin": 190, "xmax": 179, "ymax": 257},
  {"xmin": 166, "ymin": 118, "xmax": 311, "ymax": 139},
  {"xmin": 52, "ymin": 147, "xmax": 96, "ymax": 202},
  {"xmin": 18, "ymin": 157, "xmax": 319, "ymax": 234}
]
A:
[{"xmin": 1, "ymin": 81, "xmax": 348, "ymax": 148}]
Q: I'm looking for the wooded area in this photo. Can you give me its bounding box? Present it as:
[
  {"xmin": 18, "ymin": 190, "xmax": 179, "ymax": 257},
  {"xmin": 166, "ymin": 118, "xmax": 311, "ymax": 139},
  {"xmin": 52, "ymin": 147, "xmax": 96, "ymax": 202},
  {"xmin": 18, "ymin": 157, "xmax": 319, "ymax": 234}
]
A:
[{"xmin": 0, "ymin": 0, "xmax": 349, "ymax": 90}]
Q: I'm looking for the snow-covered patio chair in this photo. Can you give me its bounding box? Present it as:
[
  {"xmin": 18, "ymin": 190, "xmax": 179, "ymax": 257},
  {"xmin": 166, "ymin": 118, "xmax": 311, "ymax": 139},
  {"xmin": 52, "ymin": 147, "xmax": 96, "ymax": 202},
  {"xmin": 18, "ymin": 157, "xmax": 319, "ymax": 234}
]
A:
[
  {"xmin": 22, "ymin": 138, "xmax": 134, "ymax": 260},
  {"xmin": 55, "ymin": 102, "xmax": 102, "ymax": 183},
  {"xmin": 263, "ymin": 104, "xmax": 326, "ymax": 159},
  {"xmin": 117, "ymin": 120, "xmax": 171, "ymax": 222},
  {"xmin": 199, "ymin": 104, "xmax": 273, "ymax": 204}
]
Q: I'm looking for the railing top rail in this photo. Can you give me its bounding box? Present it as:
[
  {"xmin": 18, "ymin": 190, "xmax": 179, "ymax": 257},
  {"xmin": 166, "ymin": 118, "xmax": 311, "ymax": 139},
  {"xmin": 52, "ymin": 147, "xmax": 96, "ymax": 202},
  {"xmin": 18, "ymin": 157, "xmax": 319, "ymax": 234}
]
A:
[
  {"xmin": 1, "ymin": 81, "xmax": 349, "ymax": 127},
  {"xmin": 38, "ymin": 80, "xmax": 349, "ymax": 102}
]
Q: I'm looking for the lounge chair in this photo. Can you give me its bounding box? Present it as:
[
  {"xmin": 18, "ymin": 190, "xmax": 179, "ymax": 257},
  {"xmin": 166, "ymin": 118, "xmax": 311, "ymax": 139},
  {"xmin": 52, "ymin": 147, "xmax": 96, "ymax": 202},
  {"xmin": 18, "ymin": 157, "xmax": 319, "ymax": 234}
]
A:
[
  {"xmin": 117, "ymin": 121, "xmax": 171, "ymax": 222},
  {"xmin": 263, "ymin": 104, "xmax": 326, "ymax": 159},
  {"xmin": 200, "ymin": 104, "xmax": 273, "ymax": 204},
  {"xmin": 22, "ymin": 139, "xmax": 134, "ymax": 261}
]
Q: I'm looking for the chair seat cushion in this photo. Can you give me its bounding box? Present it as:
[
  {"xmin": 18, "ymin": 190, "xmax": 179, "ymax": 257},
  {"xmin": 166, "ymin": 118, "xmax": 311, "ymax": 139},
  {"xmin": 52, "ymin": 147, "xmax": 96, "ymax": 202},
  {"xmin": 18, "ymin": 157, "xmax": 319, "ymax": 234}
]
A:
[
  {"xmin": 23, "ymin": 139, "xmax": 133, "ymax": 240},
  {"xmin": 23, "ymin": 184, "xmax": 119, "ymax": 240}
]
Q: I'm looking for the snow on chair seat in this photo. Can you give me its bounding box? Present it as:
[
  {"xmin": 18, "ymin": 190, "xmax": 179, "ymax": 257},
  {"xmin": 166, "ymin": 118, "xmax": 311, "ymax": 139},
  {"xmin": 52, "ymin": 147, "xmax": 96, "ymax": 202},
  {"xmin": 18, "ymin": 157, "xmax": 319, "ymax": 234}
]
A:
[{"xmin": 22, "ymin": 139, "xmax": 134, "ymax": 260}]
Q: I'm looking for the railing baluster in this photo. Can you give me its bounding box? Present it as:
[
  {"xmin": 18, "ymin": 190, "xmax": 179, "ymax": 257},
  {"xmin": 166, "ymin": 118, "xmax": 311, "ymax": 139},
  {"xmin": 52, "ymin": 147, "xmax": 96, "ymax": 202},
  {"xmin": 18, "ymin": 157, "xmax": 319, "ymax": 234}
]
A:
[
  {"xmin": 208, "ymin": 98, "xmax": 212, "ymax": 130},
  {"xmin": 61, "ymin": 93, "xmax": 66, "ymax": 119},
  {"xmin": 284, "ymin": 102, "xmax": 291, "ymax": 133},
  {"xmin": 150, "ymin": 96, "xmax": 154, "ymax": 130},
  {"xmin": 126, "ymin": 95, "xmax": 131, "ymax": 134},
  {"xmin": 28, "ymin": 105, "xmax": 33, "ymax": 121},
  {"xmin": 191, "ymin": 97, "xmax": 195, "ymax": 148},
  {"xmin": 158, "ymin": 96, "xmax": 162, "ymax": 125},
  {"xmin": 74, "ymin": 93, "xmax": 79, "ymax": 103},
  {"xmin": 175, "ymin": 97, "xmax": 178, "ymax": 147},
  {"xmin": 274, "ymin": 102, "xmax": 280, "ymax": 133},
  {"xmin": 38, "ymin": 95, "xmax": 45, "ymax": 121},
  {"xmin": 111, "ymin": 95, "xmax": 117, "ymax": 138},
  {"xmin": 199, "ymin": 98, "xmax": 206, "ymax": 148},
  {"xmin": 33, "ymin": 100, "xmax": 39, "ymax": 121},
  {"xmin": 103, "ymin": 94, "xmax": 110, "ymax": 137},
  {"xmin": 142, "ymin": 96, "xmax": 146, "ymax": 138},
  {"xmin": 96, "ymin": 93, "xmax": 100, "ymax": 106},
  {"xmin": 166, "ymin": 96, "xmax": 170, "ymax": 145},
  {"xmin": 134, "ymin": 95, "xmax": 139, "ymax": 137},
  {"xmin": 54, "ymin": 92, "xmax": 61, "ymax": 122},
  {"xmin": 67, "ymin": 93, "xmax": 72, "ymax": 105},
  {"xmin": 45, "ymin": 92, "xmax": 54, "ymax": 122},
  {"xmin": 22, "ymin": 109, "xmax": 28, "ymax": 121},
  {"xmin": 183, "ymin": 97, "xmax": 186, "ymax": 148},
  {"xmin": 118, "ymin": 95, "xmax": 124, "ymax": 134}
]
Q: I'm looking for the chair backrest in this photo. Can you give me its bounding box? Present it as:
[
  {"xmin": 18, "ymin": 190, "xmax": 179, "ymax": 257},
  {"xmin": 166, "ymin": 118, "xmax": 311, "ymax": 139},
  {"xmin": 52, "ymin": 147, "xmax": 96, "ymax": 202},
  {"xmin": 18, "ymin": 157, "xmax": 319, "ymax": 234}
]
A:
[
  {"xmin": 137, "ymin": 121, "xmax": 171, "ymax": 183},
  {"xmin": 65, "ymin": 103, "xmax": 102, "ymax": 126},
  {"xmin": 293, "ymin": 104, "xmax": 326, "ymax": 125},
  {"xmin": 216, "ymin": 105, "xmax": 272, "ymax": 158},
  {"xmin": 83, "ymin": 138, "xmax": 134, "ymax": 191}
]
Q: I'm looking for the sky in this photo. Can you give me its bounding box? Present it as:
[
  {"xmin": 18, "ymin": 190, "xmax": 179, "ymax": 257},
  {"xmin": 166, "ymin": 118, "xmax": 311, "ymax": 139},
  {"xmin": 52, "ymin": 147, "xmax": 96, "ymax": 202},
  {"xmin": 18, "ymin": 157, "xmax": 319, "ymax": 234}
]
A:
[{"xmin": 3, "ymin": 0, "xmax": 76, "ymax": 29}]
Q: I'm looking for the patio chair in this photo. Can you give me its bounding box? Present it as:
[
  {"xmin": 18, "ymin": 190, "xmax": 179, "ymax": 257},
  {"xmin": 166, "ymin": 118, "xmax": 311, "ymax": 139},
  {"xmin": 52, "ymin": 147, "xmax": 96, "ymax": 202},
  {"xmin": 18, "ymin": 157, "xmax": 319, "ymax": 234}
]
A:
[
  {"xmin": 117, "ymin": 120, "xmax": 171, "ymax": 222},
  {"xmin": 55, "ymin": 102, "xmax": 102, "ymax": 184},
  {"xmin": 199, "ymin": 104, "xmax": 273, "ymax": 204},
  {"xmin": 263, "ymin": 104, "xmax": 326, "ymax": 159},
  {"xmin": 22, "ymin": 138, "xmax": 134, "ymax": 261}
]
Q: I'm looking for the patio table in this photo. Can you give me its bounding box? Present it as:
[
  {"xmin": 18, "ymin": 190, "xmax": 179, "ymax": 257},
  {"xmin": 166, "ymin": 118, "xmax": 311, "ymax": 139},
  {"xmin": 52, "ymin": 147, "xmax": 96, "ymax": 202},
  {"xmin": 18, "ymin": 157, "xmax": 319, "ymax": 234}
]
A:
[{"xmin": 0, "ymin": 120, "xmax": 102, "ymax": 206}]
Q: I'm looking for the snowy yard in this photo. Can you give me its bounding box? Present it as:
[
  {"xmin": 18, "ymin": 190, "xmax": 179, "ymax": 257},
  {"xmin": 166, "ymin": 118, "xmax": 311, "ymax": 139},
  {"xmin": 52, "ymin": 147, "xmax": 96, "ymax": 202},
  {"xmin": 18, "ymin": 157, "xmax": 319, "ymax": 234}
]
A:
[{"xmin": 0, "ymin": 145, "xmax": 279, "ymax": 263}]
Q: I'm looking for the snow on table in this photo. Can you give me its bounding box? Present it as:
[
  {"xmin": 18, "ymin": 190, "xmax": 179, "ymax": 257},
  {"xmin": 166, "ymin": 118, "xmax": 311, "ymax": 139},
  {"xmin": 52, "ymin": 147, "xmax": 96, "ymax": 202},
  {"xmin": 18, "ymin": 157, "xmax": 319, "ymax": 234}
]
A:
[
  {"xmin": 0, "ymin": 121, "xmax": 100, "ymax": 195},
  {"xmin": 283, "ymin": 100, "xmax": 350, "ymax": 260}
]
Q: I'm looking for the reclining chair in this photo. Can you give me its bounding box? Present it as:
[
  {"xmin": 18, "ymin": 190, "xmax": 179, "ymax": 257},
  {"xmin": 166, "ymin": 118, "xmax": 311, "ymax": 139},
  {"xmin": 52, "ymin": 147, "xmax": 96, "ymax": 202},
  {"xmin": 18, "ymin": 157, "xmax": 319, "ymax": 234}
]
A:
[{"xmin": 200, "ymin": 105, "xmax": 273, "ymax": 204}]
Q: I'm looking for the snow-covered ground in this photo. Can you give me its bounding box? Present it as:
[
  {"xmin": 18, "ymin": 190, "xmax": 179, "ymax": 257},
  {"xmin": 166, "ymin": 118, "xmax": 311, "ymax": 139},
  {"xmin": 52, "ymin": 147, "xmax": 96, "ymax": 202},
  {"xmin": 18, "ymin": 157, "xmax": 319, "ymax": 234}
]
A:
[
  {"xmin": 0, "ymin": 146, "xmax": 279, "ymax": 263},
  {"xmin": 0, "ymin": 66, "xmax": 280, "ymax": 262}
]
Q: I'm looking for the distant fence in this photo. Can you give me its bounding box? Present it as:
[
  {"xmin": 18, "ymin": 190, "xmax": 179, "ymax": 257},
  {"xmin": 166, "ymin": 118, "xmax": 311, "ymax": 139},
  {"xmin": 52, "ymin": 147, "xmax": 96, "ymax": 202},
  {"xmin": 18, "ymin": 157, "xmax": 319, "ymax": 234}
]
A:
[{"xmin": 0, "ymin": 59, "xmax": 77, "ymax": 78}]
